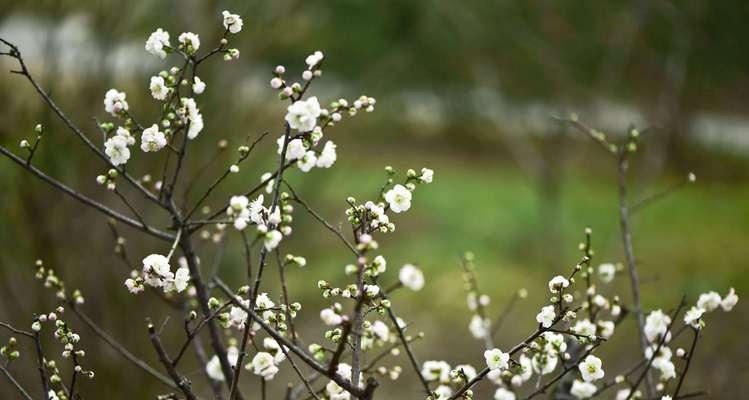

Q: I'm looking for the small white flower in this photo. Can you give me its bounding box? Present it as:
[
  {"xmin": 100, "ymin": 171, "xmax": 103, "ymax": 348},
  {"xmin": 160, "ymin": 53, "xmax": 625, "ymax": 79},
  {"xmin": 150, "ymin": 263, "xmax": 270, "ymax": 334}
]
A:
[
  {"xmin": 263, "ymin": 230, "xmax": 282, "ymax": 250},
  {"xmin": 721, "ymin": 287, "xmax": 738, "ymax": 311},
  {"xmin": 285, "ymin": 97, "xmax": 321, "ymax": 132},
  {"xmin": 683, "ymin": 306, "xmax": 704, "ymax": 329},
  {"xmin": 178, "ymin": 32, "xmax": 200, "ymax": 53},
  {"xmin": 124, "ymin": 278, "xmax": 143, "ymax": 294},
  {"xmin": 661, "ymin": 396, "xmax": 673, "ymax": 400},
  {"xmin": 206, "ymin": 346, "xmax": 239, "ymax": 381},
  {"xmin": 149, "ymin": 76, "xmax": 169, "ymax": 100},
  {"xmin": 484, "ymin": 348, "xmax": 509, "ymax": 370},
  {"xmin": 222, "ymin": 10, "xmax": 243, "ymax": 33},
  {"xmin": 305, "ymin": 50, "xmax": 324, "ymax": 68},
  {"xmin": 536, "ymin": 305, "xmax": 555, "ymax": 328},
  {"xmin": 532, "ymin": 353, "xmax": 558, "ymax": 375},
  {"xmin": 145, "ymin": 28, "xmax": 170, "ymax": 58},
  {"xmin": 316, "ymin": 141, "xmax": 337, "ymax": 168},
  {"xmin": 250, "ymin": 352, "xmax": 279, "ymax": 380},
  {"xmin": 452, "ymin": 364, "xmax": 477, "ymax": 382},
  {"xmin": 180, "ymin": 98, "xmax": 204, "ymax": 139},
  {"xmin": 494, "ymin": 387, "xmax": 516, "ymax": 400},
  {"xmin": 697, "ymin": 291, "xmax": 722, "ymax": 312},
  {"xmin": 384, "ymin": 184, "xmax": 412, "ymax": 213},
  {"xmin": 270, "ymin": 77, "xmax": 283, "ymax": 89},
  {"xmin": 420, "ymin": 168, "xmax": 434, "ymax": 183},
  {"xmin": 320, "ymin": 307, "xmax": 342, "ymax": 326},
  {"xmin": 644, "ymin": 310, "xmax": 671, "ymax": 343},
  {"xmin": 571, "ymin": 319, "xmax": 596, "ymax": 338},
  {"xmin": 104, "ymin": 135, "xmax": 131, "ymax": 166},
  {"xmin": 597, "ymin": 320, "xmax": 615, "ymax": 338},
  {"xmin": 229, "ymin": 300, "xmax": 249, "ymax": 327},
  {"xmin": 615, "ymin": 389, "xmax": 631, "ymax": 400},
  {"xmin": 141, "ymin": 124, "xmax": 167, "ymax": 152},
  {"xmin": 548, "ymin": 275, "xmax": 569, "ymax": 293},
  {"xmin": 297, "ymin": 151, "xmax": 317, "ymax": 172},
  {"xmin": 104, "ymin": 89, "xmax": 128, "ymax": 116},
  {"xmin": 469, "ymin": 315, "xmax": 490, "ymax": 339},
  {"xmin": 421, "ymin": 360, "xmax": 450, "ymax": 382},
  {"xmin": 48, "ymin": 390, "xmax": 59, "ymax": 400},
  {"xmin": 364, "ymin": 284, "xmax": 380, "ymax": 297},
  {"xmin": 115, "ymin": 126, "xmax": 135, "ymax": 145},
  {"xmin": 277, "ymin": 136, "xmax": 308, "ymax": 161},
  {"xmin": 434, "ymin": 385, "xmax": 452, "ymax": 400},
  {"xmin": 170, "ymin": 267, "xmax": 190, "ymax": 292},
  {"xmin": 142, "ymin": 254, "xmax": 172, "ymax": 288},
  {"xmin": 192, "ymin": 76, "xmax": 206, "ymax": 94},
  {"xmin": 570, "ymin": 379, "xmax": 597, "ymax": 399},
  {"xmin": 578, "ymin": 355, "xmax": 604, "ymax": 382},
  {"xmin": 597, "ymin": 263, "xmax": 616, "ymax": 283},
  {"xmin": 31, "ymin": 321, "xmax": 41, "ymax": 332},
  {"xmin": 658, "ymin": 360, "xmax": 676, "ymax": 381},
  {"xmin": 371, "ymin": 320, "xmax": 390, "ymax": 341},
  {"xmin": 399, "ymin": 264, "xmax": 425, "ymax": 291}
]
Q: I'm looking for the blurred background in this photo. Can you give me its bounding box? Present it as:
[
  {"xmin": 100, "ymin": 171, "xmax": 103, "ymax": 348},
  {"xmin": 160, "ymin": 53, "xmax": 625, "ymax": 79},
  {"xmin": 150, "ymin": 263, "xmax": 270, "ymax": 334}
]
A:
[{"xmin": 1, "ymin": 0, "xmax": 747, "ymax": 398}]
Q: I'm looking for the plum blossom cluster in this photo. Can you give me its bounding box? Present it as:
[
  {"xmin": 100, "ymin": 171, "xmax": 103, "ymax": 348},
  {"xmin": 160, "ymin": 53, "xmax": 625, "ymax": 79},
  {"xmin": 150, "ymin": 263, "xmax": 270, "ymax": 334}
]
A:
[{"xmin": 0, "ymin": 9, "xmax": 741, "ymax": 400}]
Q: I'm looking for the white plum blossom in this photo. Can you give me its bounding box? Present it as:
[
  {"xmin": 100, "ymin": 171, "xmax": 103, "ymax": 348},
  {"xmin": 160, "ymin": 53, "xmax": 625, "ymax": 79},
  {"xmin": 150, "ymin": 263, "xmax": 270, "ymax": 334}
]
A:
[
  {"xmin": 683, "ymin": 306, "xmax": 704, "ymax": 329},
  {"xmin": 484, "ymin": 348, "xmax": 509, "ymax": 370},
  {"xmin": 145, "ymin": 28, "xmax": 170, "ymax": 58},
  {"xmin": 469, "ymin": 315, "xmax": 490, "ymax": 339},
  {"xmin": 229, "ymin": 299, "xmax": 249, "ymax": 327},
  {"xmin": 305, "ymin": 51, "xmax": 324, "ymax": 68},
  {"xmin": 222, "ymin": 10, "xmax": 243, "ymax": 33},
  {"xmin": 644, "ymin": 310, "xmax": 671, "ymax": 343},
  {"xmin": 548, "ymin": 275, "xmax": 569, "ymax": 293},
  {"xmin": 597, "ymin": 263, "xmax": 616, "ymax": 283},
  {"xmin": 721, "ymin": 287, "xmax": 738, "ymax": 311},
  {"xmin": 696, "ymin": 291, "xmax": 722, "ymax": 312},
  {"xmin": 297, "ymin": 151, "xmax": 317, "ymax": 172},
  {"xmin": 277, "ymin": 136, "xmax": 307, "ymax": 161},
  {"xmin": 115, "ymin": 126, "xmax": 135, "ymax": 145},
  {"xmin": 363, "ymin": 284, "xmax": 380, "ymax": 297},
  {"xmin": 421, "ymin": 360, "xmax": 450, "ymax": 383},
  {"xmin": 149, "ymin": 76, "xmax": 169, "ymax": 100},
  {"xmin": 124, "ymin": 278, "xmax": 143, "ymax": 294},
  {"xmin": 104, "ymin": 89, "xmax": 129, "ymax": 116},
  {"xmin": 164, "ymin": 266, "xmax": 190, "ymax": 293},
  {"xmin": 192, "ymin": 76, "xmax": 206, "ymax": 94},
  {"xmin": 658, "ymin": 360, "xmax": 676, "ymax": 381},
  {"xmin": 285, "ymin": 97, "xmax": 321, "ymax": 132},
  {"xmin": 494, "ymin": 388, "xmax": 516, "ymax": 400},
  {"xmin": 320, "ymin": 307, "xmax": 343, "ymax": 326},
  {"xmin": 420, "ymin": 167, "xmax": 434, "ymax": 183},
  {"xmin": 178, "ymin": 32, "xmax": 200, "ymax": 53},
  {"xmin": 399, "ymin": 264, "xmax": 425, "ymax": 291},
  {"xmin": 141, "ymin": 124, "xmax": 167, "ymax": 152},
  {"xmin": 531, "ymin": 353, "xmax": 558, "ymax": 375},
  {"xmin": 142, "ymin": 254, "xmax": 172, "ymax": 287},
  {"xmin": 104, "ymin": 135, "xmax": 130, "ymax": 166},
  {"xmin": 180, "ymin": 98, "xmax": 204, "ymax": 139},
  {"xmin": 316, "ymin": 141, "xmax": 337, "ymax": 168},
  {"xmin": 263, "ymin": 230, "xmax": 283, "ymax": 251},
  {"xmin": 597, "ymin": 320, "xmax": 615, "ymax": 338},
  {"xmin": 384, "ymin": 184, "xmax": 412, "ymax": 213},
  {"xmin": 250, "ymin": 352, "xmax": 279, "ymax": 380},
  {"xmin": 206, "ymin": 346, "xmax": 239, "ymax": 381},
  {"xmin": 570, "ymin": 379, "xmax": 596, "ymax": 399},
  {"xmin": 371, "ymin": 320, "xmax": 390, "ymax": 342},
  {"xmin": 536, "ymin": 305, "xmax": 555, "ymax": 328},
  {"xmin": 615, "ymin": 389, "xmax": 632, "ymax": 400},
  {"xmin": 571, "ymin": 319, "xmax": 596, "ymax": 338},
  {"xmin": 578, "ymin": 355, "xmax": 604, "ymax": 382}
]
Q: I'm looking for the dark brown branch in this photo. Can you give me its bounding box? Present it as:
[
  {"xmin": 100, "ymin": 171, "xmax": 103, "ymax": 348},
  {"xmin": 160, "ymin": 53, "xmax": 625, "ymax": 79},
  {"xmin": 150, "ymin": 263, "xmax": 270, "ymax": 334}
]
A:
[{"xmin": 0, "ymin": 146, "xmax": 173, "ymax": 242}]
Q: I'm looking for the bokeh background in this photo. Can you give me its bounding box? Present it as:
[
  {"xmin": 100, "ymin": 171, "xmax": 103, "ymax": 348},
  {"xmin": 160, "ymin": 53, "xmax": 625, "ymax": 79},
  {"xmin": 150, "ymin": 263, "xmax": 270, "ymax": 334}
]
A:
[{"xmin": 1, "ymin": 1, "xmax": 747, "ymax": 398}]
